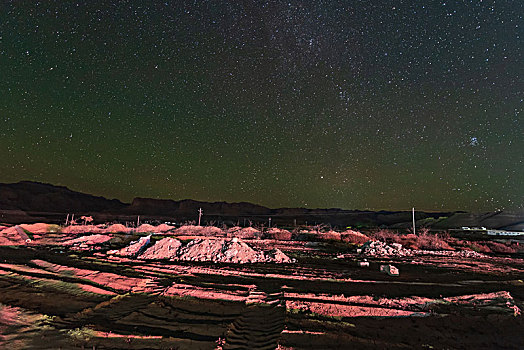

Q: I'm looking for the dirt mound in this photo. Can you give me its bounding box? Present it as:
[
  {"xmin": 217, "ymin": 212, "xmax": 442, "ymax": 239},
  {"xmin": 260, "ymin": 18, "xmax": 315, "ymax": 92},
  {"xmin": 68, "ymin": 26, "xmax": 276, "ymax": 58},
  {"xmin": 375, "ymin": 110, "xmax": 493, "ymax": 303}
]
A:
[
  {"xmin": 177, "ymin": 238, "xmax": 295, "ymax": 263},
  {"xmin": 62, "ymin": 225, "xmax": 104, "ymax": 234},
  {"xmin": 63, "ymin": 234, "xmax": 112, "ymax": 246},
  {"xmin": 135, "ymin": 224, "xmax": 156, "ymax": 232},
  {"xmin": 174, "ymin": 225, "xmax": 225, "ymax": 237},
  {"xmin": 103, "ymin": 224, "xmax": 131, "ymax": 233},
  {"xmin": 200, "ymin": 226, "xmax": 224, "ymax": 236},
  {"xmin": 139, "ymin": 237, "xmax": 182, "ymax": 259},
  {"xmin": 265, "ymin": 248, "xmax": 295, "ymax": 263},
  {"xmin": 227, "ymin": 227, "xmax": 261, "ymax": 239},
  {"xmin": 154, "ymin": 223, "xmax": 175, "ymax": 232},
  {"xmin": 267, "ymin": 228, "xmax": 292, "ymax": 240},
  {"xmin": 109, "ymin": 235, "xmax": 151, "ymax": 257},
  {"xmin": 218, "ymin": 239, "xmax": 265, "ymax": 263},
  {"xmin": 174, "ymin": 225, "xmax": 201, "ymax": 235},
  {"xmin": 0, "ymin": 226, "xmax": 29, "ymax": 245},
  {"xmin": 18, "ymin": 223, "xmax": 50, "ymax": 234},
  {"xmin": 178, "ymin": 238, "xmax": 234, "ymax": 262}
]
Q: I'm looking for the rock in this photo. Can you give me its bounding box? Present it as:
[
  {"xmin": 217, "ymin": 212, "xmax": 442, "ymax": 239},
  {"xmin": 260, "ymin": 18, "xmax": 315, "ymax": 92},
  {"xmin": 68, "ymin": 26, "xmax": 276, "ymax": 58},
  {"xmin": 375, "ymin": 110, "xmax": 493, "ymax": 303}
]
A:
[
  {"xmin": 362, "ymin": 240, "xmax": 413, "ymax": 257},
  {"xmin": 114, "ymin": 235, "xmax": 151, "ymax": 257},
  {"xmin": 14, "ymin": 226, "xmax": 32, "ymax": 243},
  {"xmin": 391, "ymin": 243, "xmax": 403, "ymax": 250},
  {"xmin": 380, "ymin": 264, "xmax": 399, "ymax": 276},
  {"xmin": 360, "ymin": 240, "xmax": 487, "ymax": 259}
]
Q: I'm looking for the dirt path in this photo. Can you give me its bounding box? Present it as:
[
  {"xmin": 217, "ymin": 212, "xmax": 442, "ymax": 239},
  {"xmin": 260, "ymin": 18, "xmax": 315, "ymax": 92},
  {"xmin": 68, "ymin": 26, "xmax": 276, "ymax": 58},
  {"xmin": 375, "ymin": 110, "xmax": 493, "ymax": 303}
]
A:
[{"xmin": 224, "ymin": 286, "xmax": 286, "ymax": 350}]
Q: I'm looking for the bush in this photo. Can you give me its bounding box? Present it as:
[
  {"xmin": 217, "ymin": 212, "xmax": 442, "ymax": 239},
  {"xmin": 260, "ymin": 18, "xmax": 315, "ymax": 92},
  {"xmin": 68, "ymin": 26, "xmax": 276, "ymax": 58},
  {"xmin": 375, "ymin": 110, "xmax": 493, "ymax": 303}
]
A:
[
  {"xmin": 340, "ymin": 230, "xmax": 369, "ymax": 244},
  {"xmin": 416, "ymin": 230, "xmax": 453, "ymax": 250},
  {"xmin": 400, "ymin": 233, "xmax": 419, "ymax": 249},
  {"xmin": 485, "ymin": 241, "xmax": 518, "ymax": 254},
  {"xmin": 467, "ymin": 242, "xmax": 491, "ymax": 253},
  {"xmin": 371, "ymin": 228, "xmax": 453, "ymax": 250},
  {"xmin": 370, "ymin": 229, "xmax": 401, "ymax": 244}
]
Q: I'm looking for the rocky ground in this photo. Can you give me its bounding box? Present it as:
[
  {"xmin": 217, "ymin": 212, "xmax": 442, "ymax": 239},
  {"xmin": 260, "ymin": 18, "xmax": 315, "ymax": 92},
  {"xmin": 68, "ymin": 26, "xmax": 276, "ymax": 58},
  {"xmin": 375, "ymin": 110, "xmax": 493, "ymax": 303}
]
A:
[{"xmin": 0, "ymin": 223, "xmax": 523, "ymax": 349}]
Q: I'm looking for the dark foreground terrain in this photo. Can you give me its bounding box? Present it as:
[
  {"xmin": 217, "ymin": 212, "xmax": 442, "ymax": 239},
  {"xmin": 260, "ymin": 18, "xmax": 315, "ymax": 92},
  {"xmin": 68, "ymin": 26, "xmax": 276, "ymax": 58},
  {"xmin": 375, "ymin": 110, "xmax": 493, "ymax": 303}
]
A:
[{"xmin": 0, "ymin": 225, "xmax": 523, "ymax": 349}]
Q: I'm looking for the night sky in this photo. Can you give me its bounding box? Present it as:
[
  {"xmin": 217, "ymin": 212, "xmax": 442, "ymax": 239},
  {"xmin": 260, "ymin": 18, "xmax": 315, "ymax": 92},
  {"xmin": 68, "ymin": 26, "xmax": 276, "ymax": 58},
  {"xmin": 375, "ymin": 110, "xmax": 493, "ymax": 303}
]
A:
[{"xmin": 1, "ymin": 1, "xmax": 522, "ymax": 211}]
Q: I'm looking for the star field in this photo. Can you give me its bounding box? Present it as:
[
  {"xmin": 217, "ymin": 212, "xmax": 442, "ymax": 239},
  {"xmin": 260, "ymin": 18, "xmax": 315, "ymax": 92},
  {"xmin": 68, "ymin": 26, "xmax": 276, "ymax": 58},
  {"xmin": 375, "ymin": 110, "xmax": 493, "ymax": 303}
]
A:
[{"xmin": 1, "ymin": 1, "xmax": 522, "ymax": 211}]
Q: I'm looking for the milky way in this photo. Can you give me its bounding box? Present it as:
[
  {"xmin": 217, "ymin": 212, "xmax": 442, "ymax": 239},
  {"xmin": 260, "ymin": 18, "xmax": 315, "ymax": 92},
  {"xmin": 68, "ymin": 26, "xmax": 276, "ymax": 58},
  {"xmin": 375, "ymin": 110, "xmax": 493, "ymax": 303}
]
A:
[{"xmin": 1, "ymin": 1, "xmax": 522, "ymax": 211}]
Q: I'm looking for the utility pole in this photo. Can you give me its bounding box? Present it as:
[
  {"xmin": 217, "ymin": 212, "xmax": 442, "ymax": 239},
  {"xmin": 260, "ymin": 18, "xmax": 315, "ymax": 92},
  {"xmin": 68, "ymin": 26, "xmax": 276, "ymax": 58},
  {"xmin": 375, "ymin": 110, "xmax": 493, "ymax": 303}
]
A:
[
  {"xmin": 137, "ymin": 215, "xmax": 140, "ymax": 227},
  {"xmin": 198, "ymin": 208, "xmax": 203, "ymax": 226},
  {"xmin": 65, "ymin": 214, "xmax": 69, "ymax": 226},
  {"xmin": 412, "ymin": 207, "xmax": 416, "ymax": 235}
]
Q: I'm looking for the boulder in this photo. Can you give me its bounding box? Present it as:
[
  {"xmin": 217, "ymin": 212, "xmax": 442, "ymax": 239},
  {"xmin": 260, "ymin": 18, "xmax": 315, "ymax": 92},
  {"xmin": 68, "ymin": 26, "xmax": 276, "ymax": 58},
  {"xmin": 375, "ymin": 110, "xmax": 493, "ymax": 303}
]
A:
[
  {"xmin": 111, "ymin": 235, "xmax": 151, "ymax": 257},
  {"xmin": 380, "ymin": 264, "xmax": 399, "ymax": 276}
]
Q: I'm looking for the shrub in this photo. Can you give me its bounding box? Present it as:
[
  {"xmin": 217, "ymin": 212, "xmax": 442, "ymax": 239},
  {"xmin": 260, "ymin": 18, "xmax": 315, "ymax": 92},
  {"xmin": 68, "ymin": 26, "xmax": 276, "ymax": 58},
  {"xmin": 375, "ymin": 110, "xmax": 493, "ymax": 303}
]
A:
[
  {"xmin": 485, "ymin": 241, "xmax": 518, "ymax": 254},
  {"xmin": 400, "ymin": 233, "xmax": 419, "ymax": 249},
  {"xmin": 340, "ymin": 230, "xmax": 369, "ymax": 244},
  {"xmin": 467, "ymin": 242, "xmax": 491, "ymax": 253},
  {"xmin": 371, "ymin": 228, "xmax": 453, "ymax": 250},
  {"xmin": 439, "ymin": 230, "xmax": 451, "ymax": 240},
  {"xmin": 416, "ymin": 230, "xmax": 453, "ymax": 250},
  {"xmin": 370, "ymin": 229, "xmax": 401, "ymax": 244}
]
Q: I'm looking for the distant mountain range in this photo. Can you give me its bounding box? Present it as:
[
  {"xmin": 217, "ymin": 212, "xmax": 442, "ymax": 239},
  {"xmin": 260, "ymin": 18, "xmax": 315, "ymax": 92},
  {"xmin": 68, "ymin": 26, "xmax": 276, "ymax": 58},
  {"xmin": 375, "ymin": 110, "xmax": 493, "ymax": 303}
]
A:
[{"xmin": 0, "ymin": 181, "xmax": 522, "ymax": 231}]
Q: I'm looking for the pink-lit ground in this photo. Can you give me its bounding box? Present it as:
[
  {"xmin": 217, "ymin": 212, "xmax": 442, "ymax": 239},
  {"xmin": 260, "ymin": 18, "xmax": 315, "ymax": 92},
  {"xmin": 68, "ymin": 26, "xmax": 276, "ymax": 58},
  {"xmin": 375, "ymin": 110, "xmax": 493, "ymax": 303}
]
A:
[{"xmin": 0, "ymin": 223, "xmax": 523, "ymax": 349}]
